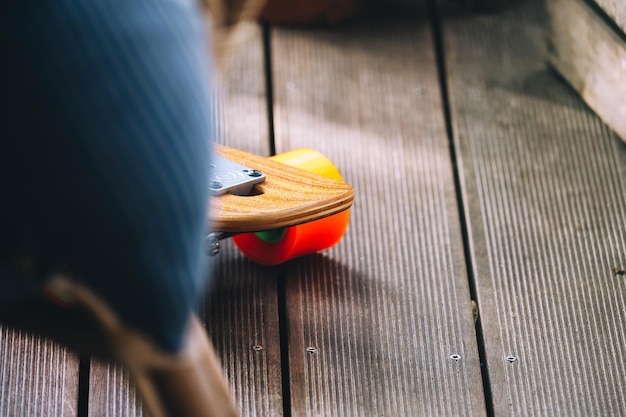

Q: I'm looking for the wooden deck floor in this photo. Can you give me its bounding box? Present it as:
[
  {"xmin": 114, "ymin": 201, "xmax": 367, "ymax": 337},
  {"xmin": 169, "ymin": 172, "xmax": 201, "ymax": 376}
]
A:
[{"xmin": 2, "ymin": 0, "xmax": 626, "ymax": 416}]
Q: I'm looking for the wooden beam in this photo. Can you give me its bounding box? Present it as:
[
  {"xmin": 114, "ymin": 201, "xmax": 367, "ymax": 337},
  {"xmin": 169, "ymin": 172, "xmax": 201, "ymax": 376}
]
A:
[
  {"xmin": 270, "ymin": 7, "xmax": 486, "ymax": 416},
  {"xmin": 445, "ymin": 0, "xmax": 626, "ymax": 415},
  {"xmin": 547, "ymin": 0, "xmax": 626, "ymax": 142},
  {"xmin": 0, "ymin": 326, "xmax": 79, "ymax": 417}
]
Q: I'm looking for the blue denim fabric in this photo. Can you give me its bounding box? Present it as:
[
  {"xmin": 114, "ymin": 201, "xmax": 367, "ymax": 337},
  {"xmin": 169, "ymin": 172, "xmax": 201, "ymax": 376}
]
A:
[{"xmin": 1, "ymin": 0, "xmax": 214, "ymax": 353}]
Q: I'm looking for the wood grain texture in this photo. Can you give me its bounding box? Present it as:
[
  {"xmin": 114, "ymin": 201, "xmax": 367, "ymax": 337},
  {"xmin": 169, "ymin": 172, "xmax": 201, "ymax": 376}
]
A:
[
  {"xmin": 444, "ymin": 0, "xmax": 626, "ymax": 415},
  {"xmin": 593, "ymin": 0, "xmax": 626, "ymax": 32},
  {"xmin": 206, "ymin": 21, "xmax": 284, "ymax": 417},
  {"xmin": 547, "ymin": 0, "xmax": 626, "ymax": 142},
  {"xmin": 271, "ymin": 7, "xmax": 486, "ymax": 416},
  {"xmin": 210, "ymin": 144, "xmax": 353, "ymax": 233},
  {"xmin": 204, "ymin": 244, "xmax": 283, "ymax": 417},
  {"xmin": 0, "ymin": 326, "xmax": 79, "ymax": 417},
  {"xmin": 89, "ymin": 361, "xmax": 144, "ymax": 417}
]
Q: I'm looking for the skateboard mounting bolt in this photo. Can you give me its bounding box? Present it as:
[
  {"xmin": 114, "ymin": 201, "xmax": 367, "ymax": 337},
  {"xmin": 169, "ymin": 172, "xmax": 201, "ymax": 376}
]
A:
[
  {"xmin": 205, "ymin": 233, "xmax": 221, "ymax": 256},
  {"xmin": 209, "ymin": 181, "xmax": 223, "ymax": 190},
  {"xmin": 505, "ymin": 355, "xmax": 517, "ymax": 363},
  {"xmin": 450, "ymin": 354, "xmax": 461, "ymax": 361},
  {"xmin": 243, "ymin": 169, "xmax": 262, "ymax": 178}
]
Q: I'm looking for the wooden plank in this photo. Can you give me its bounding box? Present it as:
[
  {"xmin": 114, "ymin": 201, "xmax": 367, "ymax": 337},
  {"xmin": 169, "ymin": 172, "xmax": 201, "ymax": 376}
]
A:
[
  {"xmin": 89, "ymin": 361, "xmax": 143, "ymax": 417},
  {"xmin": 88, "ymin": 23, "xmax": 284, "ymax": 417},
  {"xmin": 547, "ymin": 0, "xmax": 626, "ymax": 142},
  {"xmin": 204, "ymin": 244, "xmax": 283, "ymax": 417},
  {"xmin": 444, "ymin": 0, "xmax": 626, "ymax": 415},
  {"xmin": 271, "ymin": 7, "xmax": 486, "ymax": 416},
  {"xmin": 207, "ymin": 21, "xmax": 283, "ymax": 417},
  {"xmin": 593, "ymin": 0, "xmax": 626, "ymax": 33},
  {"xmin": 0, "ymin": 326, "xmax": 79, "ymax": 417}
]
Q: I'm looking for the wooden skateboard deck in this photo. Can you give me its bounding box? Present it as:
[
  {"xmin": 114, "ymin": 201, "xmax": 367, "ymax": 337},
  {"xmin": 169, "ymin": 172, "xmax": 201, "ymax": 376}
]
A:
[{"xmin": 208, "ymin": 144, "xmax": 354, "ymax": 234}]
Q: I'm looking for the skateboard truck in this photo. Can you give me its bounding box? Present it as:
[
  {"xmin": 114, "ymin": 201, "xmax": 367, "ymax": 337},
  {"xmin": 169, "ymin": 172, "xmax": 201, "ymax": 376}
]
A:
[
  {"xmin": 208, "ymin": 154, "xmax": 266, "ymax": 196},
  {"xmin": 207, "ymin": 155, "xmax": 267, "ymax": 256},
  {"xmin": 205, "ymin": 231, "xmax": 230, "ymax": 256},
  {"xmin": 207, "ymin": 146, "xmax": 353, "ymax": 265}
]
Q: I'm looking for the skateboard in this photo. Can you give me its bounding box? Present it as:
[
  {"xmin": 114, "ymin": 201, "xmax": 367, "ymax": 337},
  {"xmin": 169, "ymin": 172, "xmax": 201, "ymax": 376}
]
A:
[{"xmin": 207, "ymin": 144, "xmax": 354, "ymax": 265}]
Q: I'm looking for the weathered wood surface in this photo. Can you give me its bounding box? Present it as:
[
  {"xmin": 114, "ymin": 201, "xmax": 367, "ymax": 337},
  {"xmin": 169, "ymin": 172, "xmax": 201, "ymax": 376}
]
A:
[
  {"xmin": 444, "ymin": 0, "xmax": 626, "ymax": 415},
  {"xmin": 593, "ymin": 0, "xmax": 626, "ymax": 32},
  {"xmin": 6, "ymin": 2, "xmax": 626, "ymax": 416},
  {"xmin": 0, "ymin": 326, "xmax": 79, "ymax": 417},
  {"xmin": 88, "ymin": 361, "xmax": 143, "ymax": 417},
  {"xmin": 271, "ymin": 6, "xmax": 486, "ymax": 416},
  {"xmin": 204, "ymin": 23, "xmax": 284, "ymax": 417},
  {"xmin": 547, "ymin": 0, "xmax": 626, "ymax": 142}
]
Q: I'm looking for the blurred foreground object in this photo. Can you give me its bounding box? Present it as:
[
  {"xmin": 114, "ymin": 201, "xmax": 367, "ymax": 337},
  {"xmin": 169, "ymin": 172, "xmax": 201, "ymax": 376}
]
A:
[
  {"xmin": 1, "ymin": 0, "xmax": 238, "ymax": 415},
  {"xmin": 547, "ymin": 0, "xmax": 626, "ymax": 143}
]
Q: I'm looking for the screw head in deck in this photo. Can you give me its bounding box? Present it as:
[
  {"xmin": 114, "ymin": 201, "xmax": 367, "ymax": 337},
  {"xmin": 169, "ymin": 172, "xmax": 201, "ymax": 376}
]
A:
[
  {"xmin": 243, "ymin": 169, "xmax": 262, "ymax": 178},
  {"xmin": 209, "ymin": 181, "xmax": 223, "ymax": 190}
]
